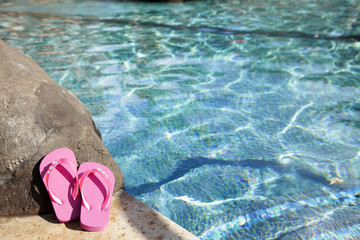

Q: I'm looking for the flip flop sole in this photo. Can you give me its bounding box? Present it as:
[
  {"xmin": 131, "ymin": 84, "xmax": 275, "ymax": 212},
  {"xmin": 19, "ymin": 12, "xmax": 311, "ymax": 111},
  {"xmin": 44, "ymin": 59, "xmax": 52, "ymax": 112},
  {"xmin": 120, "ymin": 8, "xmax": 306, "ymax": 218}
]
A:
[
  {"xmin": 78, "ymin": 162, "xmax": 115, "ymax": 231},
  {"xmin": 39, "ymin": 148, "xmax": 81, "ymax": 223}
]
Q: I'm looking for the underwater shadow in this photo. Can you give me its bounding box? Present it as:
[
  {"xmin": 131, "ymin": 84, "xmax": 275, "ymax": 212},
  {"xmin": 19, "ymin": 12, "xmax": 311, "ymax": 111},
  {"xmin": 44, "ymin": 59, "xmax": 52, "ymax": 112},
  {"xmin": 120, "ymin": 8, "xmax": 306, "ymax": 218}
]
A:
[
  {"xmin": 1, "ymin": 11, "xmax": 359, "ymax": 42},
  {"xmin": 126, "ymin": 156, "xmax": 330, "ymax": 196}
]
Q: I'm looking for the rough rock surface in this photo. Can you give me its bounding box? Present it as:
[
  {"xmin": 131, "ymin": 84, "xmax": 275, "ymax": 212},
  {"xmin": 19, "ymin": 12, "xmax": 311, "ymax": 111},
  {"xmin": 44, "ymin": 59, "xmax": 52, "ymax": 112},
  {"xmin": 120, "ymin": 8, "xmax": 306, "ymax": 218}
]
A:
[{"xmin": 0, "ymin": 39, "xmax": 124, "ymax": 216}]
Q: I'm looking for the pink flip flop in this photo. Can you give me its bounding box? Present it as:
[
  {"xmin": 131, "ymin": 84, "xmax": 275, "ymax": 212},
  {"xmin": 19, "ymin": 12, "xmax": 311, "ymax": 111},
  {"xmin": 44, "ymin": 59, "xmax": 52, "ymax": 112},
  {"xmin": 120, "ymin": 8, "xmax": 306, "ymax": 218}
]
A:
[
  {"xmin": 39, "ymin": 148, "xmax": 81, "ymax": 223},
  {"xmin": 78, "ymin": 162, "xmax": 115, "ymax": 231}
]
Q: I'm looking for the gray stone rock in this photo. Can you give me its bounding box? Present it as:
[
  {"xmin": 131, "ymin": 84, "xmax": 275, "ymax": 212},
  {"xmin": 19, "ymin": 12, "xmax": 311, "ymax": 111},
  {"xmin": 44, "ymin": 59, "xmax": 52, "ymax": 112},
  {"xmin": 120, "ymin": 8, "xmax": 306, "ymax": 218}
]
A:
[{"xmin": 0, "ymin": 39, "xmax": 124, "ymax": 216}]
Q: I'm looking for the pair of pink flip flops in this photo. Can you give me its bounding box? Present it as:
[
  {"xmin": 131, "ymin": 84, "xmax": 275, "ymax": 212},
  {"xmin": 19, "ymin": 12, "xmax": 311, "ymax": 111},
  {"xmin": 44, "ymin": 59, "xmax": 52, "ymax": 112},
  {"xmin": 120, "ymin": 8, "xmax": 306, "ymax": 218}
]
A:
[{"xmin": 39, "ymin": 148, "xmax": 115, "ymax": 231}]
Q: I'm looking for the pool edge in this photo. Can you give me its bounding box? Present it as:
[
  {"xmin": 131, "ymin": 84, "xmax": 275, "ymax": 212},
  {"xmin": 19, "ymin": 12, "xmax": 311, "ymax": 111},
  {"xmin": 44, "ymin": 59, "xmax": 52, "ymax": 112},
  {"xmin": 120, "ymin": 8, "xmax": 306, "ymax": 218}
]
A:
[{"xmin": 0, "ymin": 190, "xmax": 200, "ymax": 240}]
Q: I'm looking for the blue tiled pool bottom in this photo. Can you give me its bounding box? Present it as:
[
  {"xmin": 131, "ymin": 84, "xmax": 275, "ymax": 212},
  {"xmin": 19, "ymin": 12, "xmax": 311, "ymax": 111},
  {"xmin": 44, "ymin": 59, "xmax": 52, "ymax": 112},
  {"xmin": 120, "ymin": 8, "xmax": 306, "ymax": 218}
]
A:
[{"xmin": 1, "ymin": 0, "xmax": 360, "ymax": 239}]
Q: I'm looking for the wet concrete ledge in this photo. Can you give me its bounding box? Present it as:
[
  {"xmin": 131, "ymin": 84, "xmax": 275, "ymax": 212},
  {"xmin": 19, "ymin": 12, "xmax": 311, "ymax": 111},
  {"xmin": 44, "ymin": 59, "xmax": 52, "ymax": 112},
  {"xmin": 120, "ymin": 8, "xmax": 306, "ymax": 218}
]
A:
[{"xmin": 0, "ymin": 191, "xmax": 199, "ymax": 240}]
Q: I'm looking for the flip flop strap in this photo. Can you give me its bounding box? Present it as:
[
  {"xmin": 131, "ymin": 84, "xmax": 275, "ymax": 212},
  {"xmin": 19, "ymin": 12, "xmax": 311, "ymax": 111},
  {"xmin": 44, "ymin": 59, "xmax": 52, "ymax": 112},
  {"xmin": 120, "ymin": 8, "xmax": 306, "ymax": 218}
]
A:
[
  {"xmin": 45, "ymin": 158, "xmax": 79, "ymax": 205},
  {"xmin": 79, "ymin": 167, "xmax": 112, "ymax": 211}
]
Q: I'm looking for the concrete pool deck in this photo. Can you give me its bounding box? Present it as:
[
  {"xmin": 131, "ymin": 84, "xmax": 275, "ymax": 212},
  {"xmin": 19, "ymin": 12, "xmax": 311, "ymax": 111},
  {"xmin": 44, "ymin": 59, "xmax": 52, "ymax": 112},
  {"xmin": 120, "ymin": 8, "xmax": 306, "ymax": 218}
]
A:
[{"xmin": 0, "ymin": 190, "xmax": 199, "ymax": 240}]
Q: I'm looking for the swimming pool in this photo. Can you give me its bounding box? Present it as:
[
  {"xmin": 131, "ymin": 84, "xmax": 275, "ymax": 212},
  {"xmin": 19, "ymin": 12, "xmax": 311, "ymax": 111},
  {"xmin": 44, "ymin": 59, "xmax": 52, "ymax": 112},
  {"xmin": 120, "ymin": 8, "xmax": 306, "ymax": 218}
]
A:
[{"xmin": 1, "ymin": 0, "xmax": 360, "ymax": 238}]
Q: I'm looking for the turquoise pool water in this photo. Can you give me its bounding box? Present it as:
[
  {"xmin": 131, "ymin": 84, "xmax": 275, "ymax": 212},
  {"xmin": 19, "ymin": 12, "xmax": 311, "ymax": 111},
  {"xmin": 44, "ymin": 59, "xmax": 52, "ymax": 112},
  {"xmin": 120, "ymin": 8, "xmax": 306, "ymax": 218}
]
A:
[{"xmin": 1, "ymin": 0, "xmax": 360, "ymax": 238}]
